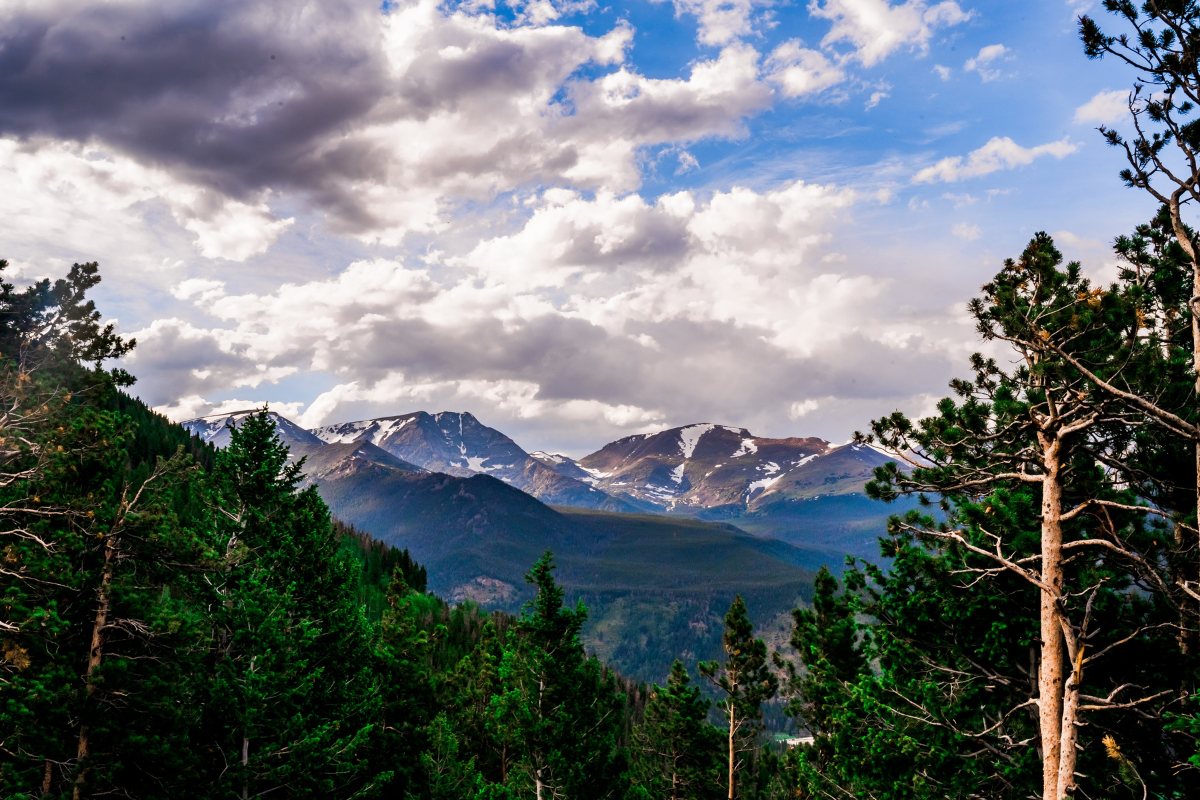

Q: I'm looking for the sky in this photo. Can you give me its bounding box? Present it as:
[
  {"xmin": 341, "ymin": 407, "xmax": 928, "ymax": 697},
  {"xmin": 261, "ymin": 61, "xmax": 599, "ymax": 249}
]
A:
[{"xmin": 0, "ymin": 0, "xmax": 1163, "ymax": 456}]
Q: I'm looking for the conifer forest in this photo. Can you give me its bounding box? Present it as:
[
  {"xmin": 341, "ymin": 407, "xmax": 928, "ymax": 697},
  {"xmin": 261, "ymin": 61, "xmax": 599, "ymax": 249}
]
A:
[{"xmin": 5, "ymin": 3, "xmax": 1200, "ymax": 800}]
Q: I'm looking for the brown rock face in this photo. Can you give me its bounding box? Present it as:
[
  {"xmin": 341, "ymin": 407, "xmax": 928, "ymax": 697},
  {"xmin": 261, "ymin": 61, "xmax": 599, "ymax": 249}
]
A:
[
  {"xmin": 574, "ymin": 424, "xmax": 891, "ymax": 513},
  {"xmin": 309, "ymin": 411, "xmax": 631, "ymax": 510}
]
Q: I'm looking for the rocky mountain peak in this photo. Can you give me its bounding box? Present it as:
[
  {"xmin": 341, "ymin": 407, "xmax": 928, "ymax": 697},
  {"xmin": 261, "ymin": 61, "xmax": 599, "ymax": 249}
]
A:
[{"xmin": 576, "ymin": 423, "xmax": 886, "ymax": 514}]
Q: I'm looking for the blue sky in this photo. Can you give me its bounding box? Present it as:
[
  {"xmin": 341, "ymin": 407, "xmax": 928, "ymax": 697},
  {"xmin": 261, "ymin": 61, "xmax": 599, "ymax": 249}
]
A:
[{"xmin": 0, "ymin": 0, "xmax": 1162, "ymax": 455}]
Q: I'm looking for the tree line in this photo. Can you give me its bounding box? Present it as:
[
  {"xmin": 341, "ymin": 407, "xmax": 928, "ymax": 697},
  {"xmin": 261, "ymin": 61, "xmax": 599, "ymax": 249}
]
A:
[{"xmin": 3, "ymin": 225, "xmax": 1198, "ymax": 798}]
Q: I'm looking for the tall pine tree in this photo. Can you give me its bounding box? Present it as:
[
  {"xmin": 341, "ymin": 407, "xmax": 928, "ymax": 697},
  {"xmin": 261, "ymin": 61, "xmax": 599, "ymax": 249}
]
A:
[
  {"xmin": 488, "ymin": 551, "xmax": 628, "ymax": 799},
  {"xmin": 633, "ymin": 660, "xmax": 723, "ymax": 800},
  {"xmin": 698, "ymin": 596, "xmax": 776, "ymax": 800}
]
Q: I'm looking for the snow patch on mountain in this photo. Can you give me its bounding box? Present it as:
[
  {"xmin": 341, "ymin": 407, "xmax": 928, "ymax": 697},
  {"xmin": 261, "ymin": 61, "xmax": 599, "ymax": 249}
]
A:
[
  {"xmin": 731, "ymin": 438, "xmax": 757, "ymax": 457},
  {"xmin": 314, "ymin": 417, "xmax": 411, "ymax": 445},
  {"xmin": 678, "ymin": 424, "xmax": 716, "ymax": 459},
  {"xmin": 184, "ymin": 409, "xmax": 320, "ymax": 447},
  {"xmin": 370, "ymin": 418, "xmax": 408, "ymax": 444},
  {"xmin": 746, "ymin": 473, "xmax": 784, "ymax": 496},
  {"xmin": 670, "ymin": 464, "xmax": 685, "ymax": 484},
  {"xmin": 530, "ymin": 451, "xmax": 565, "ymax": 463}
]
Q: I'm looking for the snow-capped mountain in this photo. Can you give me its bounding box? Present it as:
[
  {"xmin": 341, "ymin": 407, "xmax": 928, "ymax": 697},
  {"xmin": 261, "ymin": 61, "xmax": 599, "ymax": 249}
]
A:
[
  {"xmin": 181, "ymin": 410, "xmax": 893, "ymax": 519},
  {"xmin": 576, "ymin": 423, "xmax": 893, "ymax": 514},
  {"xmin": 311, "ymin": 411, "xmax": 629, "ymax": 511},
  {"xmin": 529, "ymin": 451, "xmax": 594, "ymax": 482},
  {"xmin": 183, "ymin": 409, "xmax": 324, "ymax": 449}
]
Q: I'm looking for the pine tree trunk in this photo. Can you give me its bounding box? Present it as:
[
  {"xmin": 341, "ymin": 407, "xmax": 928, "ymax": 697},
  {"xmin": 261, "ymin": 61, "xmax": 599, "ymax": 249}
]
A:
[
  {"xmin": 72, "ymin": 533, "xmax": 116, "ymax": 800},
  {"xmin": 1168, "ymin": 196, "xmax": 1200, "ymax": 657},
  {"xmin": 241, "ymin": 735, "xmax": 250, "ymax": 800},
  {"xmin": 1037, "ymin": 433, "xmax": 1066, "ymax": 800},
  {"xmin": 727, "ymin": 701, "xmax": 735, "ymax": 800},
  {"xmin": 41, "ymin": 759, "xmax": 52, "ymax": 796}
]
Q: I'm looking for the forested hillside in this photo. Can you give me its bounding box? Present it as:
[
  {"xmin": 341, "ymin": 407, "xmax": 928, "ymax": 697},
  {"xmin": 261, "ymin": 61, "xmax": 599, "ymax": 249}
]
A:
[{"xmin": 6, "ymin": 211, "xmax": 1200, "ymax": 798}]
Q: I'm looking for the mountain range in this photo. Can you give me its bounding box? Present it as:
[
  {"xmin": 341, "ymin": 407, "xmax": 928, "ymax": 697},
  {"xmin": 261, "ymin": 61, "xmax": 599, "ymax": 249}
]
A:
[{"xmin": 182, "ymin": 408, "xmax": 905, "ymax": 680}]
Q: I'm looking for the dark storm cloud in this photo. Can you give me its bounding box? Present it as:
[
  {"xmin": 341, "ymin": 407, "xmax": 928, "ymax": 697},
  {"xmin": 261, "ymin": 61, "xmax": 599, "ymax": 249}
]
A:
[{"xmin": 0, "ymin": 1, "xmax": 386, "ymax": 212}]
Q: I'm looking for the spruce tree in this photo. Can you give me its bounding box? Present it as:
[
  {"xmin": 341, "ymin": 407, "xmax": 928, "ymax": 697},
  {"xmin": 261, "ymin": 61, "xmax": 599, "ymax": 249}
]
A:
[
  {"xmin": 698, "ymin": 596, "xmax": 777, "ymax": 800},
  {"xmin": 488, "ymin": 551, "xmax": 628, "ymax": 799},
  {"xmin": 375, "ymin": 567, "xmax": 437, "ymax": 798},
  {"xmin": 196, "ymin": 410, "xmax": 384, "ymax": 798},
  {"xmin": 634, "ymin": 660, "xmax": 723, "ymax": 800},
  {"xmin": 777, "ymin": 566, "xmax": 866, "ymax": 771}
]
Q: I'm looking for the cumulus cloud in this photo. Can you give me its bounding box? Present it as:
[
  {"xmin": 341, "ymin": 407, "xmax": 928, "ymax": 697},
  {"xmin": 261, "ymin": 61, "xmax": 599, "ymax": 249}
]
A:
[
  {"xmin": 156, "ymin": 396, "xmax": 307, "ymax": 423},
  {"xmin": 669, "ymin": 0, "xmax": 774, "ymax": 46},
  {"xmin": 0, "ymin": 0, "xmax": 780, "ymax": 246},
  {"xmin": 913, "ymin": 136, "xmax": 1078, "ymax": 183},
  {"xmin": 810, "ymin": 0, "xmax": 972, "ymax": 67},
  {"xmin": 764, "ymin": 41, "xmax": 846, "ymax": 97},
  {"xmin": 1074, "ymin": 89, "xmax": 1128, "ymax": 124},
  {"xmin": 0, "ymin": 138, "xmax": 292, "ymax": 263},
  {"xmin": 129, "ymin": 179, "xmax": 959, "ymax": 443},
  {"xmin": 963, "ymin": 44, "xmax": 1011, "ymax": 82},
  {"xmin": 296, "ymin": 374, "xmax": 665, "ymax": 430},
  {"xmin": 4, "ymin": 0, "xmax": 987, "ymax": 450}
]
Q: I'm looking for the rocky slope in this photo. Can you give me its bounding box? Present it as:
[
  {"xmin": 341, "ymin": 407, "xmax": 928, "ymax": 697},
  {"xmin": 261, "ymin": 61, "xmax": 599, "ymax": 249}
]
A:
[
  {"xmin": 184, "ymin": 408, "xmax": 325, "ymax": 450},
  {"xmin": 574, "ymin": 423, "xmax": 894, "ymax": 515},
  {"xmin": 310, "ymin": 411, "xmax": 631, "ymax": 511}
]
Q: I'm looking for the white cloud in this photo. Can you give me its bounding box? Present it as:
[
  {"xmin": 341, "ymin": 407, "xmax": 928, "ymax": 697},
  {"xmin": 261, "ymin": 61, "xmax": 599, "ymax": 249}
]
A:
[
  {"xmin": 675, "ymin": 149, "xmax": 700, "ymax": 173},
  {"xmin": 789, "ymin": 399, "xmax": 820, "ymax": 418},
  {"xmin": 0, "ymin": 138, "xmax": 292, "ymax": 263},
  {"xmin": 669, "ymin": 0, "xmax": 773, "ymax": 46},
  {"xmin": 952, "ymin": 222, "xmax": 980, "ymax": 240},
  {"xmin": 1074, "ymin": 89, "xmax": 1128, "ymax": 124},
  {"xmin": 865, "ymin": 90, "xmax": 889, "ymax": 110},
  {"xmin": 932, "ymin": 64, "xmax": 950, "ymax": 80},
  {"xmin": 2, "ymin": 1, "xmax": 784, "ymax": 249},
  {"xmin": 913, "ymin": 136, "xmax": 1079, "ymax": 183},
  {"xmin": 764, "ymin": 41, "xmax": 846, "ymax": 98},
  {"xmin": 132, "ymin": 179, "xmax": 968, "ymax": 441},
  {"xmin": 299, "ymin": 375, "xmax": 664, "ymax": 429},
  {"xmin": 156, "ymin": 396, "xmax": 307, "ymax": 423},
  {"xmin": 964, "ymin": 44, "xmax": 1011, "ymax": 82},
  {"xmin": 810, "ymin": 0, "xmax": 973, "ymax": 67},
  {"xmin": 941, "ymin": 192, "xmax": 976, "ymax": 207}
]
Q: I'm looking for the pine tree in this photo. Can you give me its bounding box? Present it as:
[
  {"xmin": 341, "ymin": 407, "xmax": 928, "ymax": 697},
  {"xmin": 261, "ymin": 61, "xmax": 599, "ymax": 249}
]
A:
[
  {"xmin": 195, "ymin": 410, "xmax": 384, "ymax": 798},
  {"xmin": 1079, "ymin": 5, "xmax": 1200, "ymax": 552},
  {"xmin": 375, "ymin": 566, "xmax": 437, "ymax": 798},
  {"xmin": 488, "ymin": 551, "xmax": 628, "ymax": 799},
  {"xmin": 634, "ymin": 660, "xmax": 723, "ymax": 800},
  {"xmin": 0, "ymin": 259, "xmax": 213, "ymax": 798},
  {"xmin": 441, "ymin": 618, "xmax": 508, "ymax": 784},
  {"xmin": 778, "ymin": 566, "xmax": 866, "ymax": 771},
  {"xmin": 857, "ymin": 232, "xmax": 1196, "ymax": 799},
  {"xmin": 698, "ymin": 596, "xmax": 777, "ymax": 800}
]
